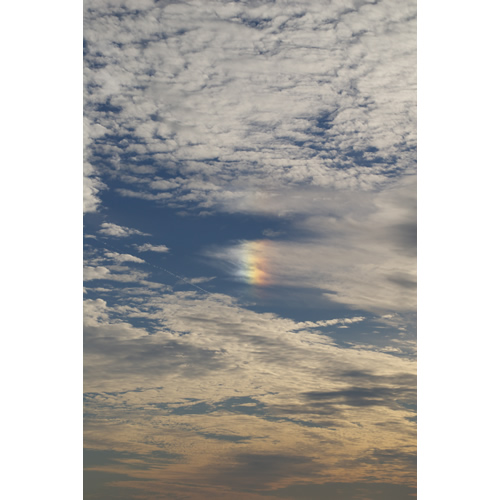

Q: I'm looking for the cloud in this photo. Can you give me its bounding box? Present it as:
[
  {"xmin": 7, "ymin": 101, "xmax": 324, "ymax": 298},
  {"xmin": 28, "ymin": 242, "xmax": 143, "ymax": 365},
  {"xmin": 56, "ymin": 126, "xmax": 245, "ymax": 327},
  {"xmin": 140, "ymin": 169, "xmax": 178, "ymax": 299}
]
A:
[
  {"xmin": 294, "ymin": 317, "xmax": 365, "ymax": 329},
  {"xmin": 83, "ymin": 265, "xmax": 151, "ymax": 284},
  {"xmin": 83, "ymin": 249, "xmax": 167, "ymax": 287},
  {"xmin": 208, "ymin": 453, "xmax": 321, "ymax": 490},
  {"xmin": 104, "ymin": 251, "xmax": 145, "ymax": 264},
  {"xmin": 98, "ymin": 222, "xmax": 151, "ymax": 237},
  {"xmin": 260, "ymin": 481, "xmax": 417, "ymax": 500},
  {"xmin": 83, "ymin": 278, "xmax": 416, "ymax": 480},
  {"xmin": 183, "ymin": 276, "xmax": 216, "ymax": 284},
  {"xmin": 83, "ymin": 266, "xmax": 111, "ymax": 281},
  {"xmin": 83, "ymin": 226, "xmax": 416, "ymax": 494},
  {"xmin": 303, "ymin": 386, "xmax": 415, "ymax": 409},
  {"xmin": 83, "ymin": 171, "xmax": 106, "ymax": 214},
  {"xmin": 135, "ymin": 243, "xmax": 170, "ymax": 253},
  {"xmin": 83, "ymin": 1, "xmax": 417, "ymax": 496},
  {"xmin": 84, "ymin": 0, "xmax": 417, "ymax": 315},
  {"xmin": 84, "ymin": 0, "xmax": 416, "ymax": 214},
  {"xmin": 262, "ymin": 229, "xmax": 284, "ymax": 238},
  {"xmin": 207, "ymin": 176, "xmax": 416, "ymax": 313},
  {"xmin": 83, "ymin": 117, "xmax": 108, "ymax": 214}
]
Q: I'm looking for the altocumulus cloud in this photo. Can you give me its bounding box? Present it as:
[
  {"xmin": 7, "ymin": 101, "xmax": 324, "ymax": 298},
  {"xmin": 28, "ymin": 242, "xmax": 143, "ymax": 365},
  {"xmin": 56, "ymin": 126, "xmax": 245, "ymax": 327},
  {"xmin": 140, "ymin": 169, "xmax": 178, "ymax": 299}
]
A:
[{"xmin": 84, "ymin": 0, "xmax": 416, "ymax": 212}]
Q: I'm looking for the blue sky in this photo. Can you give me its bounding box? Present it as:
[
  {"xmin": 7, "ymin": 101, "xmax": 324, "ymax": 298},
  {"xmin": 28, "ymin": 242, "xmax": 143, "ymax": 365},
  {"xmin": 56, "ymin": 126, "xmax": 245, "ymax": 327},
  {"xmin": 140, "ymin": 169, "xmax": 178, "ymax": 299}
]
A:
[{"xmin": 82, "ymin": 1, "xmax": 417, "ymax": 498}]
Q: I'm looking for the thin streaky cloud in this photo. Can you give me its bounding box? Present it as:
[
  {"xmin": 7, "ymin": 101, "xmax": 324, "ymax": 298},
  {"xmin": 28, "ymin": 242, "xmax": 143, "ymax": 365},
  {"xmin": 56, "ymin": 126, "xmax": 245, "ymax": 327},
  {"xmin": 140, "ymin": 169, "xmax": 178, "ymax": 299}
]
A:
[
  {"xmin": 135, "ymin": 243, "xmax": 170, "ymax": 253},
  {"xmin": 98, "ymin": 222, "xmax": 151, "ymax": 237}
]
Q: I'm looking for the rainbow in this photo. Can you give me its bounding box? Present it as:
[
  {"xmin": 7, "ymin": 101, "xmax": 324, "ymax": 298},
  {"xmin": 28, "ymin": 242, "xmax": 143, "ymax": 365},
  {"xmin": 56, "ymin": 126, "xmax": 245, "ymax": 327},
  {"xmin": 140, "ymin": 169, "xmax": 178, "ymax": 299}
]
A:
[{"xmin": 235, "ymin": 240, "xmax": 272, "ymax": 286}]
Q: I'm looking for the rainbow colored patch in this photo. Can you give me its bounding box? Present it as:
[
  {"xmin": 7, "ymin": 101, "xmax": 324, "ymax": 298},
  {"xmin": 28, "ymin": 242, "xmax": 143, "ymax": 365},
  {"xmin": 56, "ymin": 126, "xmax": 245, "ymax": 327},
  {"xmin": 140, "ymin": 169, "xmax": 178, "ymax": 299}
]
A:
[{"xmin": 236, "ymin": 240, "xmax": 272, "ymax": 286}]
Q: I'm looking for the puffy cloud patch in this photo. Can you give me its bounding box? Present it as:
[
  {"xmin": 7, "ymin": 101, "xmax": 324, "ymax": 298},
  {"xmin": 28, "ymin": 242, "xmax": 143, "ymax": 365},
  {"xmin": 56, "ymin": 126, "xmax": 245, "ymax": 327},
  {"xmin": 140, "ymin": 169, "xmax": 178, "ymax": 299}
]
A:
[
  {"xmin": 84, "ymin": 0, "xmax": 416, "ymax": 213},
  {"xmin": 104, "ymin": 251, "xmax": 145, "ymax": 264}
]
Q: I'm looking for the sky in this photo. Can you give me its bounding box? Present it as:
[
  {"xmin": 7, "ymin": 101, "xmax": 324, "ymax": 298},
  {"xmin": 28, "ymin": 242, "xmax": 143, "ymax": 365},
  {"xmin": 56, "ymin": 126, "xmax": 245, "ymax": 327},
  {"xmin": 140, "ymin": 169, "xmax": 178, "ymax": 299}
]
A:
[
  {"xmin": 4, "ymin": 1, "xmax": 500, "ymax": 499},
  {"xmin": 82, "ymin": 1, "xmax": 417, "ymax": 498}
]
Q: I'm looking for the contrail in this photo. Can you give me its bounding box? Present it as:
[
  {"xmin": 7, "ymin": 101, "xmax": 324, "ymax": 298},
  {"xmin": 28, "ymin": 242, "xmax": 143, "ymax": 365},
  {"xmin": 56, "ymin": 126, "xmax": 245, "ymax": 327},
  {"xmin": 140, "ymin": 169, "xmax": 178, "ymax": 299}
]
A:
[{"xmin": 89, "ymin": 233, "xmax": 212, "ymax": 295}]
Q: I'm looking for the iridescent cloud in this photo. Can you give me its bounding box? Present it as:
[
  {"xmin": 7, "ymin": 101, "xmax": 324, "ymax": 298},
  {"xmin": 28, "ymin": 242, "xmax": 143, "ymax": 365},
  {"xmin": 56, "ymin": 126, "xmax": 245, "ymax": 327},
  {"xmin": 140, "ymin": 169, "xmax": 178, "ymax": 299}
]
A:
[{"xmin": 234, "ymin": 240, "xmax": 272, "ymax": 286}]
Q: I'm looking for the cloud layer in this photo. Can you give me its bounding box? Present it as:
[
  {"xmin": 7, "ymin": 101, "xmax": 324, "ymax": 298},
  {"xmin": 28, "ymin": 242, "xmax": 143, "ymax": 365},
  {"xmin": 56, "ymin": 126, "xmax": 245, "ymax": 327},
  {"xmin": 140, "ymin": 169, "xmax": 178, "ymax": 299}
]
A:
[
  {"xmin": 84, "ymin": 0, "xmax": 416, "ymax": 214},
  {"xmin": 207, "ymin": 175, "xmax": 416, "ymax": 312},
  {"xmin": 83, "ymin": 270, "xmax": 416, "ymax": 498}
]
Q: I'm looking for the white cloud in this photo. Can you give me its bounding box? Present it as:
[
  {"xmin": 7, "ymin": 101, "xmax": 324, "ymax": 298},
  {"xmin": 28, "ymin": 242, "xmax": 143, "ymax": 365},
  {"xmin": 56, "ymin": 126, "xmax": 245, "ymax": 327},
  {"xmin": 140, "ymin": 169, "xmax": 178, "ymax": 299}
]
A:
[
  {"xmin": 207, "ymin": 176, "xmax": 416, "ymax": 313},
  {"xmin": 294, "ymin": 316, "xmax": 365, "ymax": 329},
  {"xmin": 83, "ymin": 117, "xmax": 108, "ymax": 214},
  {"xmin": 84, "ymin": 0, "xmax": 416, "ymax": 214},
  {"xmin": 184, "ymin": 276, "xmax": 216, "ymax": 284},
  {"xmin": 83, "ymin": 264, "xmax": 151, "ymax": 284},
  {"xmin": 135, "ymin": 243, "xmax": 170, "ymax": 253},
  {"xmin": 83, "ymin": 265, "xmax": 110, "ymax": 281},
  {"xmin": 104, "ymin": 251, "xmax": 145, "ymax": 264},
  {"xmin": 83, "ymin": 172, "xmax": 106, "ymax": 214},
  {"xmin": 98, "ymin": 222, "xmax": 150, "ymax": 237}
]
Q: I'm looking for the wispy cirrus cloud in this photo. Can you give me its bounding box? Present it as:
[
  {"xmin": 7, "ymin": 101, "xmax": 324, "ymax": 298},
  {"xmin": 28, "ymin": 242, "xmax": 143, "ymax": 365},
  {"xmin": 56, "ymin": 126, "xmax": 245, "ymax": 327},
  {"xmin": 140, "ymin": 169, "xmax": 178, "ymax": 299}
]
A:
[{"xmin": 206, "ymin": 175, "xmax": 416, "ymax": 313}]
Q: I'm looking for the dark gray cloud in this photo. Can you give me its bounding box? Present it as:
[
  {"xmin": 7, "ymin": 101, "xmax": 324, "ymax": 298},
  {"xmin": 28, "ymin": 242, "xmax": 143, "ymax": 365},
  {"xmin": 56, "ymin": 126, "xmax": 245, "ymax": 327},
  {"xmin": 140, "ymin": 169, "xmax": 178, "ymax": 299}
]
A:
[
  {"xmin": 260, "ymin": 481, "xmax": 417, "ymax": 500},
  {"xmin": 340, "ymin": 369, "xmax": 417, "ymax": 386},
  {"xmin": 208, "ymin": 453, "xmax": 322, "ymax": 490},
  {"xmin": 335, "ymin": 447, "xmax": 417, "ymax": 470},
  {"xmin": 198, "ymin": 432, "xmax": 253, "ymax": 443},
  {"xmin": 303, "ymin": 386, "xmax": 415, "ymax": 409},
  {"xmin": 83, "ymin": 470, "xmax": 146, "ymax": 500}
]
